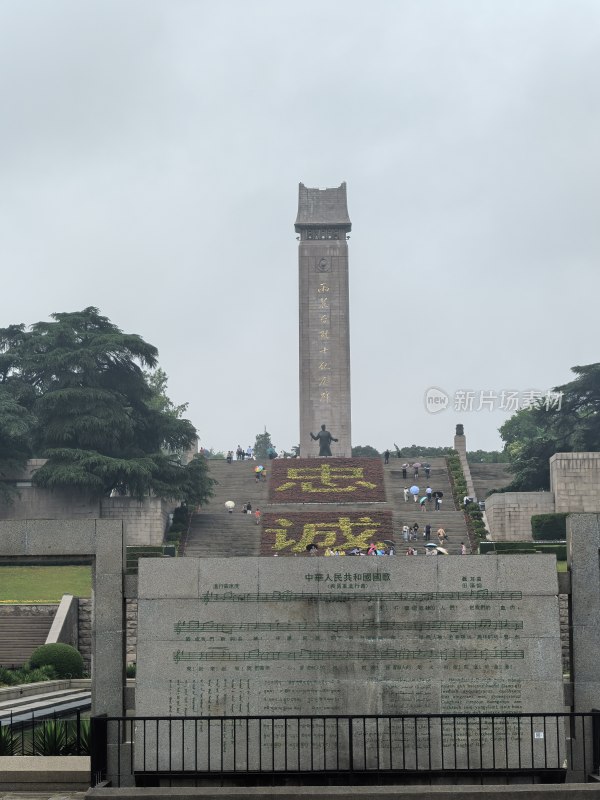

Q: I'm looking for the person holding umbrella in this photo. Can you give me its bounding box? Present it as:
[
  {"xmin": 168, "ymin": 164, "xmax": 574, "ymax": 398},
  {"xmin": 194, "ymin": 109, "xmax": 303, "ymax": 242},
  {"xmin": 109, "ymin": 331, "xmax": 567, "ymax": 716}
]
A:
[
  {"xmin": 410, "ymin": 485, "xmax": 419, "ymax": 503},
  {"xmin": 419, "ymin": 496, "xmax": 427, "ymax": 511}
]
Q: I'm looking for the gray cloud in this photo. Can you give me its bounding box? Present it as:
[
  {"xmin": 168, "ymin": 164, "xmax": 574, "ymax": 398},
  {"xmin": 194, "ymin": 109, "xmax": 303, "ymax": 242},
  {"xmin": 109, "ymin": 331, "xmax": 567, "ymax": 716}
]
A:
[{"xmin": 1, "ymin": 0, "xmax": 599, "ymax": 453}]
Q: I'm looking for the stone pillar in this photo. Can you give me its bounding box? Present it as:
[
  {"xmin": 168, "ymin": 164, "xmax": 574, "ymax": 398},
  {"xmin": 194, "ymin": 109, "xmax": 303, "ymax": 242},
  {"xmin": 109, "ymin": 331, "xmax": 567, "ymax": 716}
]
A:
[
  {"xmin": 296, "ymin": 183, "xmax": 352, "ymax": 457},
  {"xmin": 453, "ymin": 423, "xmax": 476, "ymax": 499},
  {"xmin": 567, "ymin": 513, "xmax": 600, "ymax": 780}
]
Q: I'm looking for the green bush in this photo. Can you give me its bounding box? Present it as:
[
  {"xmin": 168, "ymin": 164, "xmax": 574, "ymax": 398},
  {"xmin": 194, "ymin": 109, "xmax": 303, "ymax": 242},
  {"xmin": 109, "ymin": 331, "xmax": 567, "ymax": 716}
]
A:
[
  {"xmin": 0, "ymin": 726, "xmax": 17, "ymax": 755},
  {"xmin": 480, "ymin": 541, "xmax": 544, "ymax": 555},
  {"xmin": 531, "ymin": 513, "xmax": 568, "ymax": 541},
  {"xmin": 126, "ymin": 662, "xmax": 136, "ymax": 678},
  {"xmin": 28, "ymin": 643, "xmax": 84, "ymax": 679},
  {"xmin": 172, "ymin": 505, "xmax": 189, "ymax": 526},
  {"xmin": 29, "ymin": 719, "xmax": 71, "ymax": 755},
  {"xmin": 168, "ymin": 522, "xmax": 186, "ymax": 534},
  {"xmin": 534, "ymin": 543, "xmax": 567, "ymax": 560},
  {"xmin": 0, "ymin": 664, "xmax": 56, "ymax": 687}
]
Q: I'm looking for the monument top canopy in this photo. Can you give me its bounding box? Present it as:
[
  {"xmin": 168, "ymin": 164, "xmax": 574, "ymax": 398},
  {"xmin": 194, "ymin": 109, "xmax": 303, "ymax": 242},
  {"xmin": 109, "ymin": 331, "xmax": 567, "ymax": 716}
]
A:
[{"xmin": 295, "ymin": 182, "xmax": 351, "ymax": 231}]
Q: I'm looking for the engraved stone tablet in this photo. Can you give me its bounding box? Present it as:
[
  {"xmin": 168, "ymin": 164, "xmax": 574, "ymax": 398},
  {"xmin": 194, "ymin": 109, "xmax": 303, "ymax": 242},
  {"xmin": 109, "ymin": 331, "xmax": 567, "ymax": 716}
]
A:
[{"xmin": 136, "ymin": 556, "xmax": 564, "ymax": 773}]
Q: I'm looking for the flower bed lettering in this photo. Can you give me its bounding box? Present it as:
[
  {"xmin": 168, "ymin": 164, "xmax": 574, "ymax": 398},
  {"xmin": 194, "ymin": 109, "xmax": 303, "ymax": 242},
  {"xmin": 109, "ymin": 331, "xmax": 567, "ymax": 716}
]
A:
[
  {"xmin": 261, "ymin": 510, "xmax": 393, "ymax": 556},
  {"xmin": 268, "ymin": 458, "xmax": 386, "ymax": 503}
]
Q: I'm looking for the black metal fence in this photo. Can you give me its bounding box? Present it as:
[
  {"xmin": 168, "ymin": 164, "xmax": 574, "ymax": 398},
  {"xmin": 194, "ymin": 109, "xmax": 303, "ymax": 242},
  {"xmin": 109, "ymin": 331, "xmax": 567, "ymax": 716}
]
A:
[
  {"xmin": 0, "ymin": 709, "xmax": 89, "ymax": 756},
  {"xmin": 90, "ymin": 712, "xmax": 600, "ymax": 786}
]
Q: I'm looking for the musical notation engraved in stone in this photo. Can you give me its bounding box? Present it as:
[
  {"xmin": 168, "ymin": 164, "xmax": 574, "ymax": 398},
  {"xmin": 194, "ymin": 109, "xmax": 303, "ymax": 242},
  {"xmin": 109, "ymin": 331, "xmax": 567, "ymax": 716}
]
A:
[
  {"xmin": 198, "ymin": 589, "xmax": 522, "ymax": 604},
  {"xmin": 172, "ymin": 647, "xmax": 525, "ymax": 663},
  {"xmin": 174, "ymin": 619, "xmax": 524, "ymax": 635}
]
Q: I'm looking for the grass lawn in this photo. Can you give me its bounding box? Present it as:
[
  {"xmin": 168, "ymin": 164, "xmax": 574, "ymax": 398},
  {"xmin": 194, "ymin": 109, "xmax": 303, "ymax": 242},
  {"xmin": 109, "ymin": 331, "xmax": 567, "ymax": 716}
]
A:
[
  {"xmin": 557, "ymin": 560, "xmax": 568, "ymax": 573},
  {"xmin": 0, "ymin": 566, "xmax": 92, "ymax": 603}
]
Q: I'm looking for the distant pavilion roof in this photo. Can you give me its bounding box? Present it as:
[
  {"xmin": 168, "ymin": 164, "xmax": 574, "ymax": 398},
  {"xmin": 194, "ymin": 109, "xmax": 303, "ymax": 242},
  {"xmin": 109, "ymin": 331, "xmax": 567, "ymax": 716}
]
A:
[{"xmin": 295, "ymin": 182, "xmax": 351, "ymax": 230}]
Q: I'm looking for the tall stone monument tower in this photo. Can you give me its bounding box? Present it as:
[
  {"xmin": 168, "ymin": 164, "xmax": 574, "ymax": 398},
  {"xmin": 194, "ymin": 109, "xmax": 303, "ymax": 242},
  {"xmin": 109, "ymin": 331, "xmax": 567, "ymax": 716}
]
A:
[{"xmin": 295, "ymin": 182, "xmax": 352, "ymax": 457}]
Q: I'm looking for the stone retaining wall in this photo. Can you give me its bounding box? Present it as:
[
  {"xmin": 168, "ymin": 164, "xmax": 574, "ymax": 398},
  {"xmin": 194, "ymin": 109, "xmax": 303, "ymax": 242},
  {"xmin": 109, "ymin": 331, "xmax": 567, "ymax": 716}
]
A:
[
  {"xmin": 485, "ymin": 491, "xmax": 555, "ymax": 541},
  {"xmin": 0, "ymin": 604, "xmax": 57, "ymax": 619},
  {"xmin": 77, "ymin": 598, "xmax": 92, "ymax": 672},
  {"xmin": 551, "ymin": 452, "xmax": 600, "ymax": 513}
]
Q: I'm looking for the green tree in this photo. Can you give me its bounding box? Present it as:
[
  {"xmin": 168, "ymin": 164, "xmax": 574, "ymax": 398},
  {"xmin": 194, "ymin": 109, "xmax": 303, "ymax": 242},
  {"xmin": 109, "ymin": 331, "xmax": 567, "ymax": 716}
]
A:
[
  {"xmin": 0, "ymin": 386, "xmax": 36, "ymax": 502},
  {"xmin": 254, "ymin": 430, "xmax": 275, "ymax": 461},
  {"xmin": 393, "ymin": 444, "xmax": 454, "ymax": 458},
  {"xmin": 499, "ymin": 363, "xmax": 600, "ymax": 491},
  {"xmin": 144, "ymin": 368, "xmax": 189, "ymax": 419},
  {"xmin": 351, "ymin": 445, "xmax": 380, "ymax": 458},
  {"xmin": 0, "ymin": 307, "xmax": 214, "ymax": 505}
]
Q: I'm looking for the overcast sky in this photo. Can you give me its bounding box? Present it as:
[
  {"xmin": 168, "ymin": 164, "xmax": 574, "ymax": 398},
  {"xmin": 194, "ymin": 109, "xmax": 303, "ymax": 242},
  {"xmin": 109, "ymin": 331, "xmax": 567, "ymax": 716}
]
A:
[{"xmin": 2, "ymin": 1, "xmax": 599, "ymax": 455}]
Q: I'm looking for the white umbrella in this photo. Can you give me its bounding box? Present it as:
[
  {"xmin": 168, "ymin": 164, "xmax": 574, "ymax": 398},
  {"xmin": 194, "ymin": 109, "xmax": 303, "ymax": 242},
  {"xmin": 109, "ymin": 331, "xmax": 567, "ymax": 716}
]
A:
[{"xmin": 225, "ymin": 501, "xmax": 235, "ymax": 510}]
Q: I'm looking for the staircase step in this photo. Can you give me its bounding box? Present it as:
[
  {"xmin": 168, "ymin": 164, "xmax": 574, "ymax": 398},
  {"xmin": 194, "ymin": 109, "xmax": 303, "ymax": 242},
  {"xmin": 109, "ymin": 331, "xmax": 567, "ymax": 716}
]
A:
[{"xmin": 183, "ymin": 456, "xmax": 472, "ymax": 558}]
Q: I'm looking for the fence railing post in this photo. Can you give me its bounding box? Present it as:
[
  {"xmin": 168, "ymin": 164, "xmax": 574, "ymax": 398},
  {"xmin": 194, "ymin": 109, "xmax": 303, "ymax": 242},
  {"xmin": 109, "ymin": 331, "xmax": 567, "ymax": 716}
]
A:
[
  {"xmin": 90, "ymin": 714, "xmax": 108, "ymax": 787},
  {"xmin": 348, "ymin": 718, "xmax": 354, "ymax": 775}
]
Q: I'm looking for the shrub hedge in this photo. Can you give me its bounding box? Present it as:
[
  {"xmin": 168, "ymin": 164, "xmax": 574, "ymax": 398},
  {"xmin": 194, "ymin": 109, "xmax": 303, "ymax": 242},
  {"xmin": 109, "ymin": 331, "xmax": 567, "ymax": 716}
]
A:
[
  {"xmin": 479, "ymin": 541, "xmax": 567, "ymax": 559},
  {"xmin": 29, "ymin": 643, "xmax": 84, "ymax": 678},
  {"xmin": 446, "ymin": 452, "xmax": 485, "ymax": 541},
  {"xmin": 531, "ymin": 513, "xmax": 568, "ymax": 541}
]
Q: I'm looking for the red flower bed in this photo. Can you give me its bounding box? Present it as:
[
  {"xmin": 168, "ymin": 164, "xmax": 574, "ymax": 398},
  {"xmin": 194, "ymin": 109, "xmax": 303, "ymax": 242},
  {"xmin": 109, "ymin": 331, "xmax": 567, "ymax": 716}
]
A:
[
  {"xmin": 268, "ymin": 458, "xmax": 386, "ymax": 504},
  {"xmin": 260, "ymin": 510, "xmax": 394, "ymax": 556}
]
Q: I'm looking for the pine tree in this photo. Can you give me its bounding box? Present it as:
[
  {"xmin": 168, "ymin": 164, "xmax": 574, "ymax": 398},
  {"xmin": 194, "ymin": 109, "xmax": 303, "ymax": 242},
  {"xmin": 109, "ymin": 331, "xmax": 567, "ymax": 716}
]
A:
[{"xmin": 0, "ymin": 308, "xmax": 214, "ymax": 504}]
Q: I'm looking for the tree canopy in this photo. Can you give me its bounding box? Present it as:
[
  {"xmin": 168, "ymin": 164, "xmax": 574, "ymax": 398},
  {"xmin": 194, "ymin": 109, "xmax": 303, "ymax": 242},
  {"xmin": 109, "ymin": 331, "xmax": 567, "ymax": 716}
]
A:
[
  {"xmin": 0, "ymin": 307, "xmax": 214, "ymax": 505},
  {"xmin": 254, "ymin": 430, "xmax": 275, "ymax": 461},
  {"xmin": 351, "ymin": 445, "xmax": 380, "ymax": 458},
  {"xmin": 499, "ymin": 362, "xmax": 600, "ymax": 491}
]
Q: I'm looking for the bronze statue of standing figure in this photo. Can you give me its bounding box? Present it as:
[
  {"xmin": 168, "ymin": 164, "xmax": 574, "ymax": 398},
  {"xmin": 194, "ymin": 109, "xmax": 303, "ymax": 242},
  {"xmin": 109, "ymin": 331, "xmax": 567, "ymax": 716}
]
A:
[{"xmin": 310, "ymin": 424, "xmax": 338, "ymax": 457}]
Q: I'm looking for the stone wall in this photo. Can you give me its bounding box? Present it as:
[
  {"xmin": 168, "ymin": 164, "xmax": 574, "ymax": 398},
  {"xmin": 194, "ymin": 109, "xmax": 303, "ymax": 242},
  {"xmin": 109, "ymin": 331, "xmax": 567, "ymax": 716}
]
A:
[
  {"xmin": 78, "ymin": 598, "xmax": 92, "ymax": 672},
  {"xmin": 0, "ymin": 478, "xmax": 170, "ymax": 546},
  {"xmin": 551, "ymin": 452, "xmax": 600, "ymax": 513},
  {"xmin": 0, "ymin": 604, "xmax": 57, "ymax": 620},
  {"xmin": 126, "ymin": 598, "xmax": 138, "ymax": 665},
  {"xmin": 100, "ymin": 497, "xmax": 170, "ymax": 546},
  {"xmin": 0, "ymin": 486, "xmax": 101, "ymax": 520},
  {"xmin": 78, "ymin": 597, "xmax": 137, "ymax": 669},
  {"xmin": 485, "ymin": 492, "xmax": 555, "ymax": 541},
  {"xmin": 559, "ymin": 593, "xmax": 570, "ymax": 676}
]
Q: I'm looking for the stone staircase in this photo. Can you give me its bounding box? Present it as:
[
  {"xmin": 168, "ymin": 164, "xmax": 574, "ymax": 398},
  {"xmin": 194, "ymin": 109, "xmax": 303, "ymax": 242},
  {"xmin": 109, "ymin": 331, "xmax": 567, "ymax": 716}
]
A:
[
  {"xmin": 469, "ymin": 462, "xmax": 513, "ymax": 501},
  {"xmin": 183, "ymin": 459, "xmax": 269, "ymax": 558},
  {"xmin": 384, "ymin": 457, "xmax": 470, "ymax": 554},
  {"xmin": 184, "ymin": 456, "xmax": 471, "ymax": 558},
  {"xmin": 0, "ymin": 608, "xmax": 55, "ymax": 668}
]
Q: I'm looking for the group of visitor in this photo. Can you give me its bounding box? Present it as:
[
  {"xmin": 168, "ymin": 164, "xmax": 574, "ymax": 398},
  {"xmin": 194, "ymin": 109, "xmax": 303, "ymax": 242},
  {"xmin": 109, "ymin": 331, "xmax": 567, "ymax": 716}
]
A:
[
  {"xmin": 240, "ymin": 502, "xmax": 261, "ymax": 524},
  {"xmin": 231, "ymin": 445, "xmax": 254, "ymax": 461},
  {"xmin": 402, "ymin": 486, "xmax": 443, "ymax": 509},
  {"xmin": 401, "ymin": 523, "xmax": 447, "ymax": 542}
]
